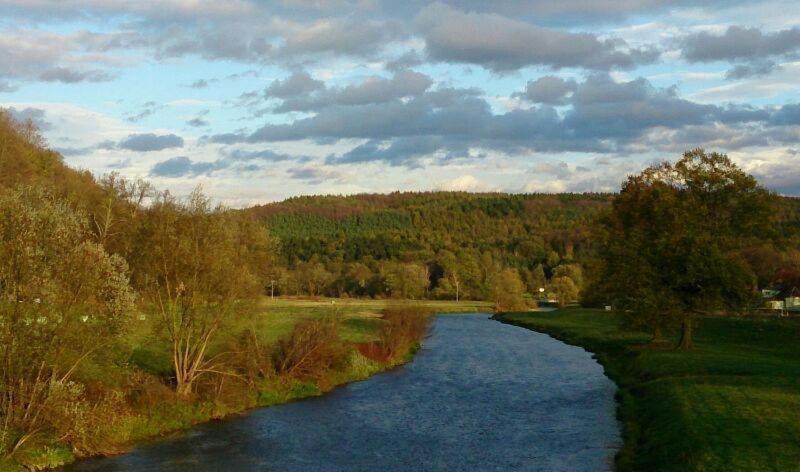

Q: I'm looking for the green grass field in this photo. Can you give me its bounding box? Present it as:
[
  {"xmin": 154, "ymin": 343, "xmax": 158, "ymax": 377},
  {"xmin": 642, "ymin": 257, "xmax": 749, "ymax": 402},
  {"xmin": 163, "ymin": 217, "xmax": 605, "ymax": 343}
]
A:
[{"xmin": 496, "ymin": 309, "xmax": 800, "ymax": 471}]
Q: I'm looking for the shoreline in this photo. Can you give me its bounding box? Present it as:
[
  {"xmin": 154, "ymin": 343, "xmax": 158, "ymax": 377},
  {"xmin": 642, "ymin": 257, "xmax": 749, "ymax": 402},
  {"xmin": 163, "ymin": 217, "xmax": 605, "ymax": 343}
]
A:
[
  {"xmin": 493, "ymin": 308, "xmax": 800, "ymax": 471},
  {"xmin": 492, "ymin": 311, "xmax": 640, "ymax": 471},
  {"xmin": 59, "ymin": 343, "xmax": 423, "ymax": 471}
]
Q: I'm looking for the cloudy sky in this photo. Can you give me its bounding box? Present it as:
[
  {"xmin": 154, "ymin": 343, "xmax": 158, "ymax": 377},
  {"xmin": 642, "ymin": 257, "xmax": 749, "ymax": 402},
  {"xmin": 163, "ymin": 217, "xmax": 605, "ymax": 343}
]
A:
[{"xmin": 2, "ymin": 0, "xmax": 799, "ymax": 205}]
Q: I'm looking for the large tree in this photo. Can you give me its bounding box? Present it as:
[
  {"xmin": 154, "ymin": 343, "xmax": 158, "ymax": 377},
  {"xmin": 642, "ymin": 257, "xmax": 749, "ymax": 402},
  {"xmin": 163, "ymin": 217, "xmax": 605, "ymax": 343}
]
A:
[{"xmin": 600, "ymin": 150, "xmax": 774, "ymax": 349}]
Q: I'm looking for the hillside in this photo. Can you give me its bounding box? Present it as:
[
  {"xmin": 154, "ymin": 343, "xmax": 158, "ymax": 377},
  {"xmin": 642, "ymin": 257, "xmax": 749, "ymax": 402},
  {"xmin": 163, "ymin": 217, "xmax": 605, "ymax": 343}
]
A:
[
  {"xmin": 0, "ymin": 110, "xmax": 103, "ymax": 212},
  {"xmin": 251, "ymin": 192, "xmax": 610, "ymax": 262}
]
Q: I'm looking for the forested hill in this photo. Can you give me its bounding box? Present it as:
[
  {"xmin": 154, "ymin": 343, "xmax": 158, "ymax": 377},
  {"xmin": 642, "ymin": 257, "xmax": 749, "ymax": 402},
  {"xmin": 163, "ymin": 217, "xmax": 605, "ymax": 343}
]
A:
[
  {"xmin": 247, "ymin": 192, "xmax": 612, "ymax": 300},
  {"xmin": 0, "ymin": 111, "xmax": 103, "ymax": 211},
  {"xmin": 250, "ymin": 192, "xmax": 611, "ymax": 264}
]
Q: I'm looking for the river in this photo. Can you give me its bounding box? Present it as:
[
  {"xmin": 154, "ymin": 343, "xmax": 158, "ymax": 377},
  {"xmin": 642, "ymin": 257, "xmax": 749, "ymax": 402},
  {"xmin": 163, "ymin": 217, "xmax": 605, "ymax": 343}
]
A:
[{"xmin": 70, "ymin": 314, "xmax": 620, "ymax": 471}]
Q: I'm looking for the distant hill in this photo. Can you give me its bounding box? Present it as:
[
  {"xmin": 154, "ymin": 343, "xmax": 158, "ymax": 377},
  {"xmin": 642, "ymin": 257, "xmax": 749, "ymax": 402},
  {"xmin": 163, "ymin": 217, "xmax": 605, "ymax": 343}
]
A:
[{"xmin": 250, "ymin": 192, "xmax": 612, "ymax": 266}]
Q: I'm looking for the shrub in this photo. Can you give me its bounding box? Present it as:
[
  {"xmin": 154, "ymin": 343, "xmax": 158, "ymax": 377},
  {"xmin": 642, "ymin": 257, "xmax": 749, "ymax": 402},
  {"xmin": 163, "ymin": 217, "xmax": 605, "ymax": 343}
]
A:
[
  {"xmin": 273, "ymin": 318, "xmax": 350, "ymax": 382},
  {"xmin": 229, "ymin": 329, "xmax": 275, "ymax": 386},
  {"xmin": 125, "ymin": 371, "xmax": 175, "ymax": 409},
  {"xmin": 377, "ymin": 307, "xmax": 432, "ymax": 361}
]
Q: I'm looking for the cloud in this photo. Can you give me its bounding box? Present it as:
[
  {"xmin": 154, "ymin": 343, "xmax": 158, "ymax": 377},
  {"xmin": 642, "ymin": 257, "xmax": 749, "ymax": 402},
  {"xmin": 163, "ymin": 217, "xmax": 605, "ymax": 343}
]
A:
[
  {"xmin": 531, "ymin": 160, "xmax": 573, "ymax": 179},
  {"xmin": 681, "ymin": 26, "xmax": 800, "ymax": 63},
  {"xmin": 126, "ymin": 101, "xmax": 161, "ymax": 122},
  {"xmin": 118, "ymin": 133, "xmax": 184, "ymax": 151},
  {"xmin": 746, "ymin": 149, "xmax": 800, "ymax": 194},
  {"xmin": 187, "ymin": 117, "xmax": 209, "ymax": 127},
  {"xmin": 0, "ymin": 29, "xmax": 124, "ymax": 85},
  {"xmin": 724, "ymin": 61, "xmax": 779, "ymax": 80},
  {"xmin": 265, "ymin": 70, "xmax": 325, "ymax": 98},
  {"xmin": 681, "ymin": 26, "xmax": 800, "ymax": 79},
  {"xmin": 415, "ymin": 2, "xmax": 659, "ymax": 72},
  {"xmin": 150, "ymin": 156, "xmax": 215, "ymax": 177},
  {"xmin": 38, "ymin": 66, "xmax": 113, "ymax": 83},
  {"xmin": 515, "ymin": 76, "xmax": 577, "ymax": 105},
  {"xmin": 149, "ymin": 146, "xmax": 305, "ymax": 177},
  {"xmin": 6, "ymin": 106, "xmax": 52, "ymax": 130},
  {"xmin": 385, "ymin": 50, "xmax": 425, "ymax": 72},
  {"xmin": 239, "ymin": 72, "xmax": 800, "ymax": 167},
  {"xmin": 286, "ymin": 166, "xmax": 344, "ymax": 184},
  {"xmin": 770, "ymin": 104, "xmax": 800, "ymax": 126},
  {"xmin": 270, "ymin": 70, "xmax": 434, "ymax": 112},
  {"xmin": 437, "ymin": 174, "xmax": 494, "ymax": 191},
  {"xmin": 277, "ymin": 17, "xmax": 405, "ymax": 58}
]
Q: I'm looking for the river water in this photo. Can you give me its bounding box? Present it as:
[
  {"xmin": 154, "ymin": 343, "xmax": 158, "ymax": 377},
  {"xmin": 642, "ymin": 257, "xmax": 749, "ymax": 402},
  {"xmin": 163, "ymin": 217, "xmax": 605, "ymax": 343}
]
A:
[{"xmin": 71, "ymin": 314, "xmax": 620, "ymax": 471}]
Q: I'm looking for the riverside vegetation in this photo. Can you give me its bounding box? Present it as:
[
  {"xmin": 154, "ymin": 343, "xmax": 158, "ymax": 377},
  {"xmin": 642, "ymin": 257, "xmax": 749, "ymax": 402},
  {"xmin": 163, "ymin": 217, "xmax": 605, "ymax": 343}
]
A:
[
  {"xmin": 0, "ymin": 112, "xmax": 445, "ymax": 470},
  {"xmin": 0, "ymin": 294, "xmax": 436, "ymax": 470}
]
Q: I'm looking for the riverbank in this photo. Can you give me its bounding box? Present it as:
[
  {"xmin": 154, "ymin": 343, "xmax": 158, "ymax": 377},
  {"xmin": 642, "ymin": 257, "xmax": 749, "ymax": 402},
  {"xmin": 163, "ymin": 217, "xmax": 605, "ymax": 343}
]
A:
[
  {"xmin": 495, "ymin": 308, "xmax": 800, "ymax": 471},
  {"xmin": 2, "ymin": 299, "xmax": 475, "ymax": 470},
  {"xmin": 68, "ymin": 314, "xmax": 618, "ymax": 471}
]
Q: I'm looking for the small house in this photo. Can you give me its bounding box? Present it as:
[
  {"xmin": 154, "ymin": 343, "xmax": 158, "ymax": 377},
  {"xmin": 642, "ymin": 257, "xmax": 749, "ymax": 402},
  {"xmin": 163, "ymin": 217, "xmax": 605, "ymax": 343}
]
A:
[{"xmin": 762, "ymin": 287, "xmax": 800, "ymax": 314}]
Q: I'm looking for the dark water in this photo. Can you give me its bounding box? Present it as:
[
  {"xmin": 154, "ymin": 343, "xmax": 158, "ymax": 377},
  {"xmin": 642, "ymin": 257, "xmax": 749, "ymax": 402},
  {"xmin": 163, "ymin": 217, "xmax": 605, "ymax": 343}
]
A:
[{"xmin": 71, "ymin": 315, "xmax": 620, "ymax": 471}]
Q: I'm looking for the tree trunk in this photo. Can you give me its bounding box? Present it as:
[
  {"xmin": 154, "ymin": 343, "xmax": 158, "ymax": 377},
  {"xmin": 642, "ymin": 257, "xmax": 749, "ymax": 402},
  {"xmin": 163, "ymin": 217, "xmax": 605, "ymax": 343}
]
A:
[
  {"xmin": 651, "ymin": 325, "xmax": 664, "ymax": 344},
  {"xmin": 678, "ymin": 317, "xmax": 694, "ymax": 350},
  {"xmin": 176, "ymin": 375, "xmax": 193, "ymax": 398}
]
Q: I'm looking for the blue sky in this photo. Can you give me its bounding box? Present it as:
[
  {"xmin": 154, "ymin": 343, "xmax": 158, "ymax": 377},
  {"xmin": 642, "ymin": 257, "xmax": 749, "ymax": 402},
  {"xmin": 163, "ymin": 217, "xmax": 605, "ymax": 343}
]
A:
[{"xmin": 1, "ymin": 1, "xmax": 799, "ymax": 205}]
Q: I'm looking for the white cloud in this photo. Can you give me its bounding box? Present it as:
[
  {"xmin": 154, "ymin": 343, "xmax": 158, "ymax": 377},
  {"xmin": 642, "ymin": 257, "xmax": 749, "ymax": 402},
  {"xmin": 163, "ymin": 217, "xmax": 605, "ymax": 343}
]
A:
[{"xmin": 436, "ymin": 174, "xmax": 494, "ymax": 192}]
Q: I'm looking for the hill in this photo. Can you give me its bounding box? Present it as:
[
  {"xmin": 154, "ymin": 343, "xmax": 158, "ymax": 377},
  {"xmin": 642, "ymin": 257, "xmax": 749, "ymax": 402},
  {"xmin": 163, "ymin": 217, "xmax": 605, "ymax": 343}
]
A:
[{"xmin": 0, "ymin": 110, "xmax": 104, "ymax": 213}]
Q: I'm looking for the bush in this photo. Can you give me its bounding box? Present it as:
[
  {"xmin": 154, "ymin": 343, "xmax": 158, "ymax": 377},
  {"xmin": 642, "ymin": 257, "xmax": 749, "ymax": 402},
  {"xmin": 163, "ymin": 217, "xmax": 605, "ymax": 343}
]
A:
[
  {"xmin": 377, "ymin": 307, "xmax": 432, "ymax": 361},
  {"xmin": 125, "ymin": 371, "xmax": 175, "ymax": 409},
  {"xmin": 273, "ymin": 318, "xmax": 350, "ymax": 382}
]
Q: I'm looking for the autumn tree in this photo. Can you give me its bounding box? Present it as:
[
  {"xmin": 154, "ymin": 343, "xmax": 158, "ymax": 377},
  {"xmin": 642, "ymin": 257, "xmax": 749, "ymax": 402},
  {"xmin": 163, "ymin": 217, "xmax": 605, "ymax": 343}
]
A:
[
  {"xmin": 384, "ymin": 262, "xmax": 429, "ymax": 299},
  {"xmin": 0, "ymin": 187, "xmax": 134, "ymax": 456},
  {"xmin": 600, "ymin": 150, "xmax": 774, "ymax": 348},
  {"xmin": 550, "ymin": 276, "xmax": 579, "ymax": 307},
  {"xmin": 134, "ymin": 189, "xmax": 267, "ymax": 396},
  {"xmin": 492, "ymin": 268, "xmax": 528, "ymax": 312}
]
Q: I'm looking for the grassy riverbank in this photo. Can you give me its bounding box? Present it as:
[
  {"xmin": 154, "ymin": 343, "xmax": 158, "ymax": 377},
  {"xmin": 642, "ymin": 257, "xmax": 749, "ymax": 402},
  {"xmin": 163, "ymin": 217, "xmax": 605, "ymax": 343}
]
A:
[
  {"xmin": 496, "ymin": 308, "xmax": 800, "ymax": 471},
  {"xmin": 2, "ymin": 298, "xmax": 483, "ymax": 470}
]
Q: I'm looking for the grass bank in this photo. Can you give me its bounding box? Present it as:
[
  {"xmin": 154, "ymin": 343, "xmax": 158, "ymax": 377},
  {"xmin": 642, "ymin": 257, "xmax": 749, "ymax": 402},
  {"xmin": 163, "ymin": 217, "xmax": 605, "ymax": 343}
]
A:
[
  {"xmin": 2, "ymin": 298, "xmax": 478, "ymax": 470},
  {"xmin": 495, "ymin": 308, "xmax": 800, "ymax": 471}
]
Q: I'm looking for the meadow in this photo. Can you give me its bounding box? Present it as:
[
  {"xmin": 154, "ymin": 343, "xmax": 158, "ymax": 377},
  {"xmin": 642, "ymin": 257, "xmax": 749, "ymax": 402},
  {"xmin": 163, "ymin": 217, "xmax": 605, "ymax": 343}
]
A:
[{"xmin": 496, "ymin": 309, "xmax": 800, "ymax": 471}]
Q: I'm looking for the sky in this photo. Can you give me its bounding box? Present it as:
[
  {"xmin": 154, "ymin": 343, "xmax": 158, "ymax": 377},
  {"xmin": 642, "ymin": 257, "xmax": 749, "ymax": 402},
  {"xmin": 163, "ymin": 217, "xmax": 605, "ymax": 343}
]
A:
[{"xmin": 1, "ymin": 0, "xmax": 799, "ymax": 206}]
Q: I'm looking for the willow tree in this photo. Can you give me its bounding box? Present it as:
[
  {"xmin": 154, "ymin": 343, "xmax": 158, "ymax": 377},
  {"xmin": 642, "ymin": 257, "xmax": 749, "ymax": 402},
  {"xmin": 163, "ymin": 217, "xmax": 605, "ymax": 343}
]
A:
[
  {"xmin": 0, "ymin": 187, "xmax": 133, "ymax": 456},
  {"xmin": 600, "ymin": 150, "xmax": 773, "ymax": 349},
  {"xmin": 135, "ymin": 189, "xmax": 267, "ymax": 396}
]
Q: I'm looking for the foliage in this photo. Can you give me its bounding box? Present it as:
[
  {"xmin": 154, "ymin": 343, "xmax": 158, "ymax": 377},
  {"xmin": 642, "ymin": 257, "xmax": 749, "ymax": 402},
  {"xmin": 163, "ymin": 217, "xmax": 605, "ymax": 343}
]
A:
[
  {"xmin": 273, "ymin": 318, "xmax": 350, "ymax": 382},
  {"xmin": 376, "ymin": 307, "xmax": 433, "ymax": 360},
  {"xmin": 599, "ymin": 150, "xmax": 775, "ymax": 348},
  {"xmin": 550, "ymin": 276, "xmax": 579, "ymax": 307},
  {"xmin": 0, "ymin": 187, "xmax": 134, "ymax": 459},
  {"xmin": 492, "ymin": 268, "xmax": 528, "ymax": 312},
  {"xmin": 132, "ymin": 189, "xmax": 267, "ymax": 396},
  {"xmin": 250, "ymin": 192, "xmax": 613, "ymax": 300}
]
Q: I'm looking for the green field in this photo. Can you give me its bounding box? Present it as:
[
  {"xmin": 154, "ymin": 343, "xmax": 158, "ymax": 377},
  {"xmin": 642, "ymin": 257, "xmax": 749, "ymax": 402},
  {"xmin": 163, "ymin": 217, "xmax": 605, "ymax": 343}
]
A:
[{"xmin": 496, "ymin": 309, "xmax": 800, "ymax": 471}]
